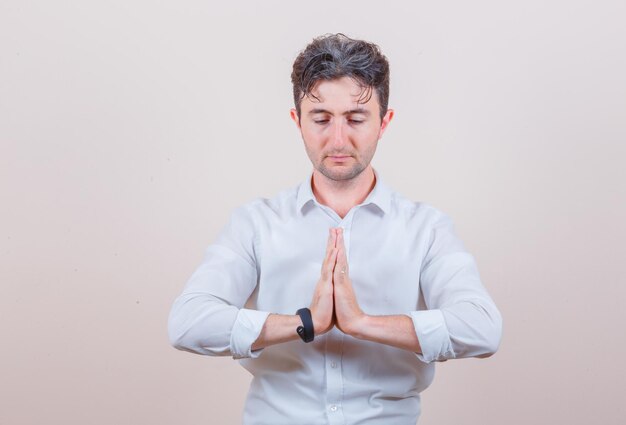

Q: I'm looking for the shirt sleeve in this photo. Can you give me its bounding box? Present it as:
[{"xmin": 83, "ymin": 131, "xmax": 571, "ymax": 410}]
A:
[
  {"xmin": 168, "ymin": 203, "xmax": 270, "ymax": 359},
  {"xmin": 409, "ymin": 210, "xmax": 503, "ymax": 364}
]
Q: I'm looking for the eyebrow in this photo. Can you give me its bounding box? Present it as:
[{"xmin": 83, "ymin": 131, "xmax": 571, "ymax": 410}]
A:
[{"xmin": 307, "ymin": 108, "xmax": 371, "ymax": 116}]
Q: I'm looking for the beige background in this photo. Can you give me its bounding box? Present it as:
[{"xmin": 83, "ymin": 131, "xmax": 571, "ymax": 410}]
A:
[{"xmin": 1, "ymin": 0, "xmax": 625, "ymax": 424}]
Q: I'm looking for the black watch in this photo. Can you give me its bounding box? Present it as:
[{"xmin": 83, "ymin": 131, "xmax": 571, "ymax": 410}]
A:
[{"xmin": 295, "ymin": 308, "xmax": 315, "ymax": 343}]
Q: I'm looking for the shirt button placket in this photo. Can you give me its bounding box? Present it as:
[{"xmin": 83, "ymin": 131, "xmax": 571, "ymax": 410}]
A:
[{"xmin": 324, "ymin": 330, "xmax": 345, "ymax": 424}]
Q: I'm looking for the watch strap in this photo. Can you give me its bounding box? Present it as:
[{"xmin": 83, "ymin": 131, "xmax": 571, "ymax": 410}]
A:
[{"xmin": 296, "ymin": 308, "xmax": 315, "ymax": 343}]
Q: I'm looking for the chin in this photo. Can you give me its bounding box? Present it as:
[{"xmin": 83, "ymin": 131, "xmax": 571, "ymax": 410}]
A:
[{"xmin": 318, "ymin": 164, "xmax": 365, "ymax": 181}]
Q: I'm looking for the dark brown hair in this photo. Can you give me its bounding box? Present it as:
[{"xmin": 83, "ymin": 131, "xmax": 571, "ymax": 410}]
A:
[{"xmin": 291, "ymin": 33, "xmax": 390, "ymax": 121}]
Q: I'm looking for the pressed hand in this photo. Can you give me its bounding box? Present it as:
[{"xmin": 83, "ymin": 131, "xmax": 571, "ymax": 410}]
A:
[
  {"xmin": 309, "ymin": 228, "xmax": 338, "ymax": 336},
  {"xmin": 332, "ymin": 228, "xmax": 366, "ymax": 335}
]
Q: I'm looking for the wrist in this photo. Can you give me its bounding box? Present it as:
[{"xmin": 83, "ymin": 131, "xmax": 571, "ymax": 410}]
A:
[
  {"xmin": 312, "ymin": 316, "xmax": 329, "ymax": 336},
  {"xmin": 346, "ymin": 312, "xmax": 369, "ymax": 339},
  {"xmin": 310, "ymin": 307, "xmax": 332, "ymax": 336}
]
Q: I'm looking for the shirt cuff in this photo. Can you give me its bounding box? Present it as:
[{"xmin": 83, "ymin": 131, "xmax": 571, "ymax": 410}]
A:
[
  {"xmin": 230, "ymin": 308, "xmax": 271, "ymax": 359},
  {"xmin": 407, "ymin": 310, "xmax": 456, "ymax": 363}
]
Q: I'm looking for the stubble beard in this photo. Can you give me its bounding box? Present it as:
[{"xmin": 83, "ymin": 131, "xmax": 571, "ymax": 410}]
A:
[
  {"xmin": 303, "ymin": 137, "xmax": 378, "ymax": 182},
  {"xmin": 316, "ymin": 155, "xmax": 366, "ymax": 182}
]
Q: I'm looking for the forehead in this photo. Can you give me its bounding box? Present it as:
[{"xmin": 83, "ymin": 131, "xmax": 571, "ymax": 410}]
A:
[{"xmin": 301, "ymin": 76, "xmax": 379, "ymax": 113}]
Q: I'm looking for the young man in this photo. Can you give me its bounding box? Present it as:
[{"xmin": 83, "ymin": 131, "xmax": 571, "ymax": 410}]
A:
[{"xmin": 169, "ymin": 33, "xmax": 502, "ymax": 425}]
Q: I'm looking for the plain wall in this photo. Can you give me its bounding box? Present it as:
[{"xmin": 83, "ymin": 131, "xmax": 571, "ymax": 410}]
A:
[{"xmin": 1, "ymin": 0, "xmax": 625, "ymax": 424}]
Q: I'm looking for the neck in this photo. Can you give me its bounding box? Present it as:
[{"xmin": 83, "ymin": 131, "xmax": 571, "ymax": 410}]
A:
[{"xmin": 311, "ymin": 166, "xmax": 376, "ymax": 219}]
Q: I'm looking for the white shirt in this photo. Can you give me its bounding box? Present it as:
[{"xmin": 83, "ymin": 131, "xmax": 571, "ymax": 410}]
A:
[{"xmin": 168, "ymin": 168, "xmax": 502, "ymax": 425}]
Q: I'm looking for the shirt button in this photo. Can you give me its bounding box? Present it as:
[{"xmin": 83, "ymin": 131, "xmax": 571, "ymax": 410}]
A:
[
  {"xmin": 330, "ymin": 405, "xmax": 338, "ymax": 412},
  {"xmin": 330, "ymin": 361, "xmax": 337, "ymax": 368}
]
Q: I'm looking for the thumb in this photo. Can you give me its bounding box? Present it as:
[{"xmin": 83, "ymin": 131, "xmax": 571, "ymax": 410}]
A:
[{"xmin": 334, "ymin": 245, "xmax": 347, "ymax": 283}]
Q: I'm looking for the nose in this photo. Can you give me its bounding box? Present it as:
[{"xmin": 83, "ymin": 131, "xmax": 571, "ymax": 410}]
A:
[{"xmin": 331, "ymin": 121, "xmax": 347, "ymax": 148}]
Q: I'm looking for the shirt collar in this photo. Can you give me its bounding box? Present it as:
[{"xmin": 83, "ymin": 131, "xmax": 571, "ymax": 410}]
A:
[{"xmin": 296, "ymin": 167, "xmax": 392, "ymax": 215}]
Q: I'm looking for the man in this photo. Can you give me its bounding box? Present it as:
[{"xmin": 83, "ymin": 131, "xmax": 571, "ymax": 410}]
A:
[{"xmin": 168, "ymin": 33, "xmax": 502, "ymax": 424}]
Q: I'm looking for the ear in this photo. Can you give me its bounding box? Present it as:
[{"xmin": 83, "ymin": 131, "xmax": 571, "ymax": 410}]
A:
[
  {"xmin": 290, "ymin": 108, "xmax": 301, "ymax": 130},
  {"xmin": 378, "ymin": 109, "xmax": 394, "ymax": 139}
]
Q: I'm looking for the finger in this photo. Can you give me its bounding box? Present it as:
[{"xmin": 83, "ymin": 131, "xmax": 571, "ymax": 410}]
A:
[
  {"xmin": 326, "ymin": 228, "xmax": 336, "ymax": 253},
  {"xmin": 334, "ymin": 247, "xmax": 347, "ymax": 283},
  {"xmin": 322, "ymin": 229, "xmax": 336, "ymax": 264},
  {"xmin": 322, "ymin": 240, "xmax": 339, "ymax": 280},
  {"xmin": 337, "ymin": 229, "xmax": 348, "ymax": 273}
]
